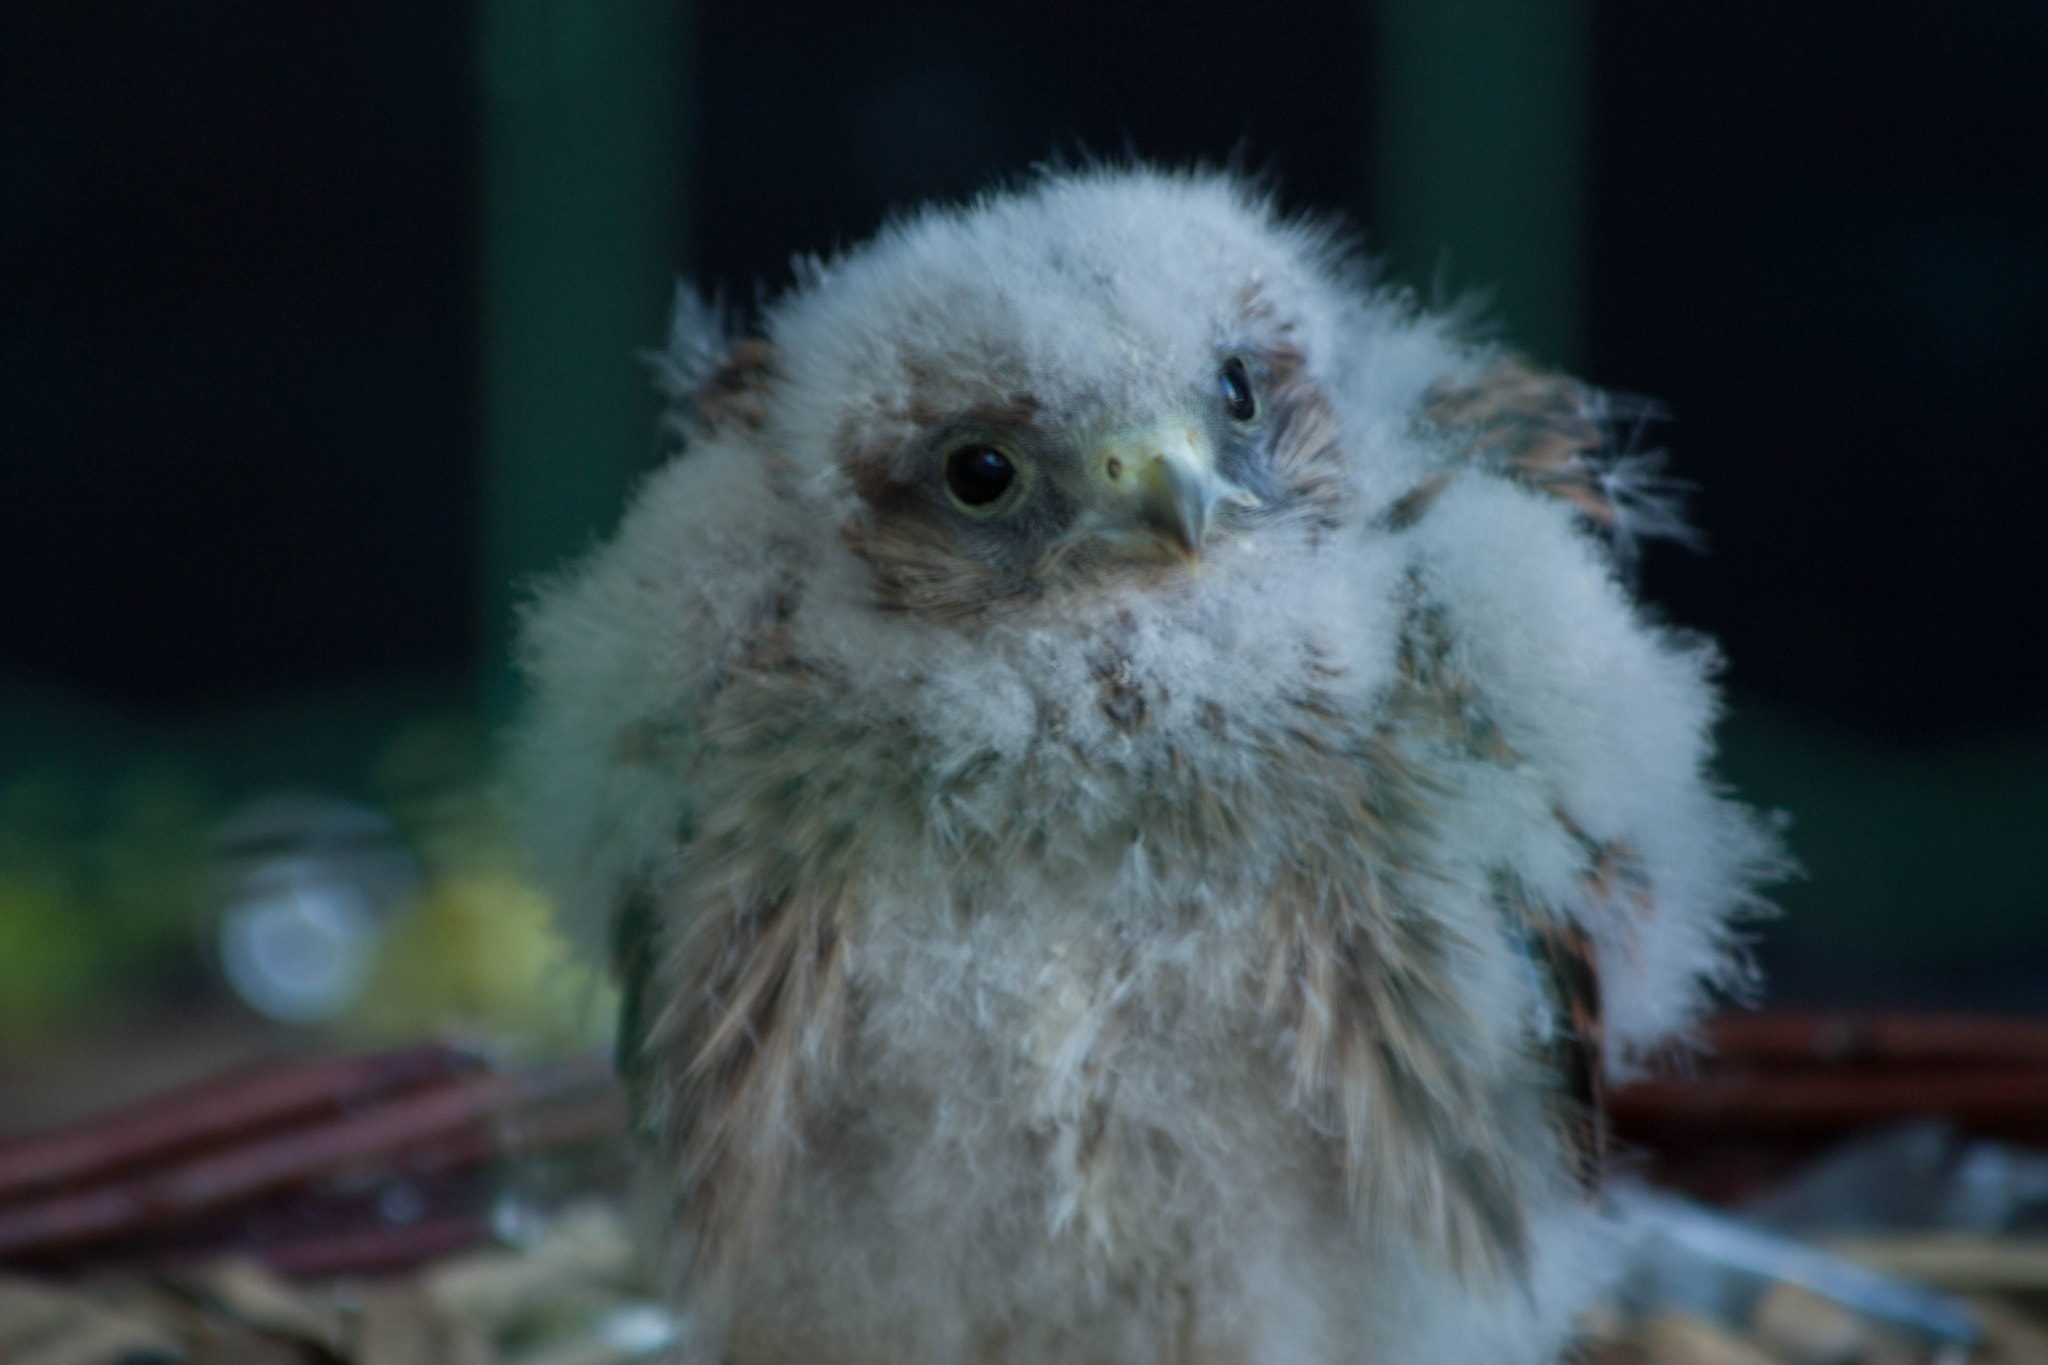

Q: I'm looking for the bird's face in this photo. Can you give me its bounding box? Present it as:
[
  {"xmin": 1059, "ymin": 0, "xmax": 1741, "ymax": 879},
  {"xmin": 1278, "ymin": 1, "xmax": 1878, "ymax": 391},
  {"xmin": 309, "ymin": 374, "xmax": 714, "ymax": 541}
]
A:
[
  {"xmin": 837, "ymin": 345, "xmax": 1346, "ymax": 620},
  {"xmin": 929, "ymin": 356, "xmax": 1268, "ymax": 572},
  {"xmin": 767, "ymin": 180, "xmax": 1352, "ymax": 623}
]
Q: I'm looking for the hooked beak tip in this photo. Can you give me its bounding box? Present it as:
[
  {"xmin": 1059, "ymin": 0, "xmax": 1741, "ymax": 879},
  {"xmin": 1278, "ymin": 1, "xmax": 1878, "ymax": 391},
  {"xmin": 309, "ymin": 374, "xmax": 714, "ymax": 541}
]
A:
[{"xmin": 1136, "ymin": 453, "xmax": 1212, "ymax": 566}]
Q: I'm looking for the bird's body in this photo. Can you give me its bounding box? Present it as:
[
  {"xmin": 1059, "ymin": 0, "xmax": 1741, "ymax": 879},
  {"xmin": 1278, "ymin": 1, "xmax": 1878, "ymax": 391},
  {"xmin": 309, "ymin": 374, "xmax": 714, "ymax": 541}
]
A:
[{"xmin": 514, "ymin": 169, "xmax": 1782, "ymax": 1364}]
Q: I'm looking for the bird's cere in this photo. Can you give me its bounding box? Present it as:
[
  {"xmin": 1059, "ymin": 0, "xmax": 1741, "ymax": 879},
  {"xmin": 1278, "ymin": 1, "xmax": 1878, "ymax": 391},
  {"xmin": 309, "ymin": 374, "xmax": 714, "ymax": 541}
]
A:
[{"xmin": 1083, "ymin": 420, "xmax": 1229, "ymax": 563}]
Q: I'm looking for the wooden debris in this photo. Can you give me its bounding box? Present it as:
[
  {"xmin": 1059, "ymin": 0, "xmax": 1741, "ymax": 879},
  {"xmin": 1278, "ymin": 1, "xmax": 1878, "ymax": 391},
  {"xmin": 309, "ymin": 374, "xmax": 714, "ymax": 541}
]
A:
[
  {"xmin": 0, "ymin": 1202, "xmax": 676, "ymax": 1365},
  {"xmin": 0, "ymin": 1047, "xmax": 476, "ymax": 1204},
  {"xmin": 1611, "ymin": 1012, "xmax": 2048, "ymax": 1203},
  {"xmin": 1639, "ymin": 1312, "xmax": 1790, "ymax": 1365},
  {"xmin": 1960, "ymin": 1295, "xmax": 2048, "ymax": 1365},
  {"xmin": 1825, "ymin": 1237, "xmax": 2048, "ymax": 1293},
  {"xmin": 0, "ymin": 1276, "xmax": 185, "ymax": 1365},
  {"xmin": 0, "ymin": 1049, "xmax": 624, "ymax": 1273},
  {"xmin": 172, "ymin": 1258, "xmax": 348, "ymax": 1356},
  {"xmin": 16, "ymin": 1196, "xmax": 2048, "ymax": 1363},
  {"xmin": 1579, "ymin": 1307, "xmax": 1976, "ymax": 1365},
  {"xmin": 9, "ymin": 1015, "xmax": 2048, "ymax": 1362},
  {"xmin": 423, "ymin": 1205, "xmax": 635, "ymax": 1328},
  {"xmin": 1703, "ymin": 1015, "xmax": 2048, "ymax": 1067},
  {"xmin": 1751, "ymin": 1282, "xmax": 1883, "ymax": 1365},
  {"xmin": 1612, "ymin": 1070, "xmax": 2048, "ymax": 1133},
  {"xmin": 354, "ymin": 1285, "xmax": 485, "ymax": 1365}
]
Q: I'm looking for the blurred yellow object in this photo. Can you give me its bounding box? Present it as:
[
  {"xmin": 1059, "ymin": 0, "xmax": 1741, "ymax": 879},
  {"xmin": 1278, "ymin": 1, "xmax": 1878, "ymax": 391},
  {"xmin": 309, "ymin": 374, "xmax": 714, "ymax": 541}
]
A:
[
  {"xmin": 348, "ymin": 715, "xmax": 613, "ymax": 1053},
  {"xmin": 349, "ymin": 854, "xmax": 613, "ymax": 1053}
]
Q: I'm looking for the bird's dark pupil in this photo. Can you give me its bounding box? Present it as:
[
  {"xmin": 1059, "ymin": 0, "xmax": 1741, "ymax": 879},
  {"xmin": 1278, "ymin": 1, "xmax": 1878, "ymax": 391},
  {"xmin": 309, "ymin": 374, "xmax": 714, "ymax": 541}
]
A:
[
  {"xmin": 1220, "ymin": 357, "xmax": 1256, "ymax": 421},
  {"xmin": 946, "ymin": 445, "xmax": 1015, "ymax": 506}
]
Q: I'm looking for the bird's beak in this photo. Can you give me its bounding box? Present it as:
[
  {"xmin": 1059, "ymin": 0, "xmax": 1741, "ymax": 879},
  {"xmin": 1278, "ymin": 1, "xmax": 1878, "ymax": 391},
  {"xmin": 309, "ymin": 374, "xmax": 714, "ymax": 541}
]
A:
[{"xmin": 1085, "ymin": 421, "xmax": 1232, "ymax": 566}]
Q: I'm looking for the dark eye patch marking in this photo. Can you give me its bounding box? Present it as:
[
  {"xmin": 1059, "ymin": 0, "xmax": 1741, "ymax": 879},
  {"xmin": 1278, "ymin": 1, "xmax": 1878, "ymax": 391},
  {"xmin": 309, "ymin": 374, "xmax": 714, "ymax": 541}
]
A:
[
  {"xmin": 1213, "ymin": 346, "xmax": 1348, "ymax": 529},
  {"xmin": 839, "ymin": 392, "xmax": 1083, "ymax": 619}
]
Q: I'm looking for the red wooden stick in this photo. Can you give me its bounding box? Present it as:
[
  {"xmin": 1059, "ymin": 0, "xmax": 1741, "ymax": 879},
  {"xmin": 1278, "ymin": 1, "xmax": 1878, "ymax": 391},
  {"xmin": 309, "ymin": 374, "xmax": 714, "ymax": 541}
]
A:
[
  {"xmin": 1703, "ymin": 1013, "xmax": 2048, "ymax": 1066},
  {"xmin": 0, "ymin": 1045, "xmax": 476, "ymax": 1202},
  {"xmin": 0, "ymin": 1054, "xmax": 612, "ymax": 1261},
  {"xmin": 1612, "ymin": 1065, "xmax": 2048, "ymax": 1130}
]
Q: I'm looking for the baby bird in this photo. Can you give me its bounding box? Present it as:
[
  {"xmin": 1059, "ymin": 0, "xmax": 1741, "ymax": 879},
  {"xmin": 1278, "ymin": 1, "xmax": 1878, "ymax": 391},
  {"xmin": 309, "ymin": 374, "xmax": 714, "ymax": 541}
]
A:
[{"xmin": 512, "ymin": 167, "xmax": 1783, "ymax": 1364}]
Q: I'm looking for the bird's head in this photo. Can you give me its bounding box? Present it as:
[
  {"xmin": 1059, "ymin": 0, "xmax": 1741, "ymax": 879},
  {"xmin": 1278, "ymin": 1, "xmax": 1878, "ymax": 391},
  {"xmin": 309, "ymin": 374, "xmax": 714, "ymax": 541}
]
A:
[{"xmin": 744, "ymin": 170, "xmax": 1357, "ymax": 622}]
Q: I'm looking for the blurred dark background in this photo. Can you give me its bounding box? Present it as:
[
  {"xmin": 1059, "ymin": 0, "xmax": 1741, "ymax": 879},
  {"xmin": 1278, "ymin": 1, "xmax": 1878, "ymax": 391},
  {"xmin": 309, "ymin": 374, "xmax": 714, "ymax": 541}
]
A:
[{"xmin": 2, "ymin": 0, "xmax": 2046, "ymax": 1052}]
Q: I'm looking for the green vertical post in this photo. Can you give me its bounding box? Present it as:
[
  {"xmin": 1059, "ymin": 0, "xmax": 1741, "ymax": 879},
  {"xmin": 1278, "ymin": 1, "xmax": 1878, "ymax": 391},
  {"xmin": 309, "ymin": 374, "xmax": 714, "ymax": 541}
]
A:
[
  {"xmin": 478, "ymin": 0, "xmax": 687, "ymax": 714},
  {"xmin": 1373, "ymin": 0, "xmax": 1589, "ymax": 367}
]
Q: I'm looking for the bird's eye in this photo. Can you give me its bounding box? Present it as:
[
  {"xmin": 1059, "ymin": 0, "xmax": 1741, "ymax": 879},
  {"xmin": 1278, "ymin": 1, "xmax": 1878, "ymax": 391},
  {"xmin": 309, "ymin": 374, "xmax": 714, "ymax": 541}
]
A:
[
  {"xmin": 1219, "ymin": 356, "xmax": 1258, "ymax": 423},
  {"xmin": 944, "ymin": 444, "xmax": 1017, "ymax": 510}
]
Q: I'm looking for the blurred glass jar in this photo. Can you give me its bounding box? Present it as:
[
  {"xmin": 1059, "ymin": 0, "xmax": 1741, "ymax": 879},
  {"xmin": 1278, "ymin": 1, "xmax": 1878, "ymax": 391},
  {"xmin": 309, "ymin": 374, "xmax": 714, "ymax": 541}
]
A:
[{"xmin": 209, "ymin": 793, "xmax": 420, "ymax": 1023}]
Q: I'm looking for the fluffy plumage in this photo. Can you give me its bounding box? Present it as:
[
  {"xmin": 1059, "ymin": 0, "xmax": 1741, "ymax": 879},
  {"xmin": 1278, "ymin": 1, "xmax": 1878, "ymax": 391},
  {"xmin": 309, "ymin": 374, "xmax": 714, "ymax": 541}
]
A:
[{"xmin": 513, "ymin": 167, "xmax": 1783, "ymax": 1365}]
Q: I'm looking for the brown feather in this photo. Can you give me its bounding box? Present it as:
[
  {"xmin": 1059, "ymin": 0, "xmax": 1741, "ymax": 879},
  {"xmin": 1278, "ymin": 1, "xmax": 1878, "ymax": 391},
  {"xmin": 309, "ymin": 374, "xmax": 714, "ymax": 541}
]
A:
[
  {"xmin": 1252, "ymin": 690, "xmax": 1532, "ymax": 1275},
  {"xmin": 1393, "ymin": 356, "xmax": 1630, "ymax": 531},
  {"xmin": 1390, "ymin": 585, "xmax": 1522, "ymax": 768},
  {"xmin": 696, "ymin": 335, "xmax": 776, "ymax": 432},
  {"xmin": 1424, "ymin": 357, "xmax": 1613, "ymax": 521},
  {"xmin": 842, "ymin": 506, "xmax": 1019, "ymax": 620},
  {"xmin": 1389, "ymin": 580, "xmax": 1621, "ymax": 1199},
  {"xmin": 1260, "ymin": 344, "xmax": 1352, "ymax": 531},
  {"xmin": 1522, "ymin": 911, "xmax": 1607, "ymax": 1197},
  {"xmin": 648, "ymin": 879, "xmax": 851, "ymax": 1294},
  {"xmin": 1382, "ymin": 588, "xmax": 1618, "ymax": 1204},
  {"xmin": 635, "ymin": 612, "xmax": 868, "ymax": 1301},
  {"xmin": 1262, "ymin": 869, "xmax": 1530, "ymax": 1274}
]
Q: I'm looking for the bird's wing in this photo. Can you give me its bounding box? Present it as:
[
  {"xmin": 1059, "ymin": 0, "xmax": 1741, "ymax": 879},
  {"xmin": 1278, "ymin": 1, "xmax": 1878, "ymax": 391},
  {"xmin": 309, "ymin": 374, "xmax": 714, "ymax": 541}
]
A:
[
  {"xmin": 1275, "ymin": 588, "xmax": 1617, "ymax": 1277},
  {"xmin": 1376, "ymin": 356, "xmax": 1777, "ymax": 1203},
  {"xmin": 610, "ymin": 328, "xmax": 782, "ymax": 1129},
  {"xmin": 1262, "ymin": 857, "xmax": 1538, "ymax": 1277},
  {"xmin": 638, "ymin": 875, "xmax": 852, "ymax": 1291},
  {"xmin": 1254, "ymin": 666, "xmax": 1538, "ymax": 1274},
  {"xmin": 1415, "ymin": 356, "xmax": 1694, "ymax": 555},
  {"xmin": 1383, "ymin": 519, "xmax": 1623, "ymax": 1203},
  {"xmin": 1425, "ymin": 357, "xmax": 1616, "ymax": 524},
  {"xmin": 616, "ymin": 599, "xmax": 860, "ymax": 1296},
  {"xmin": 1518, "ymin": 901, "xmax": 1608, "ymax": 1196},
  {"xmin": 516, "ymin": 323, "xmax": 804, "ymax": 1205}
]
